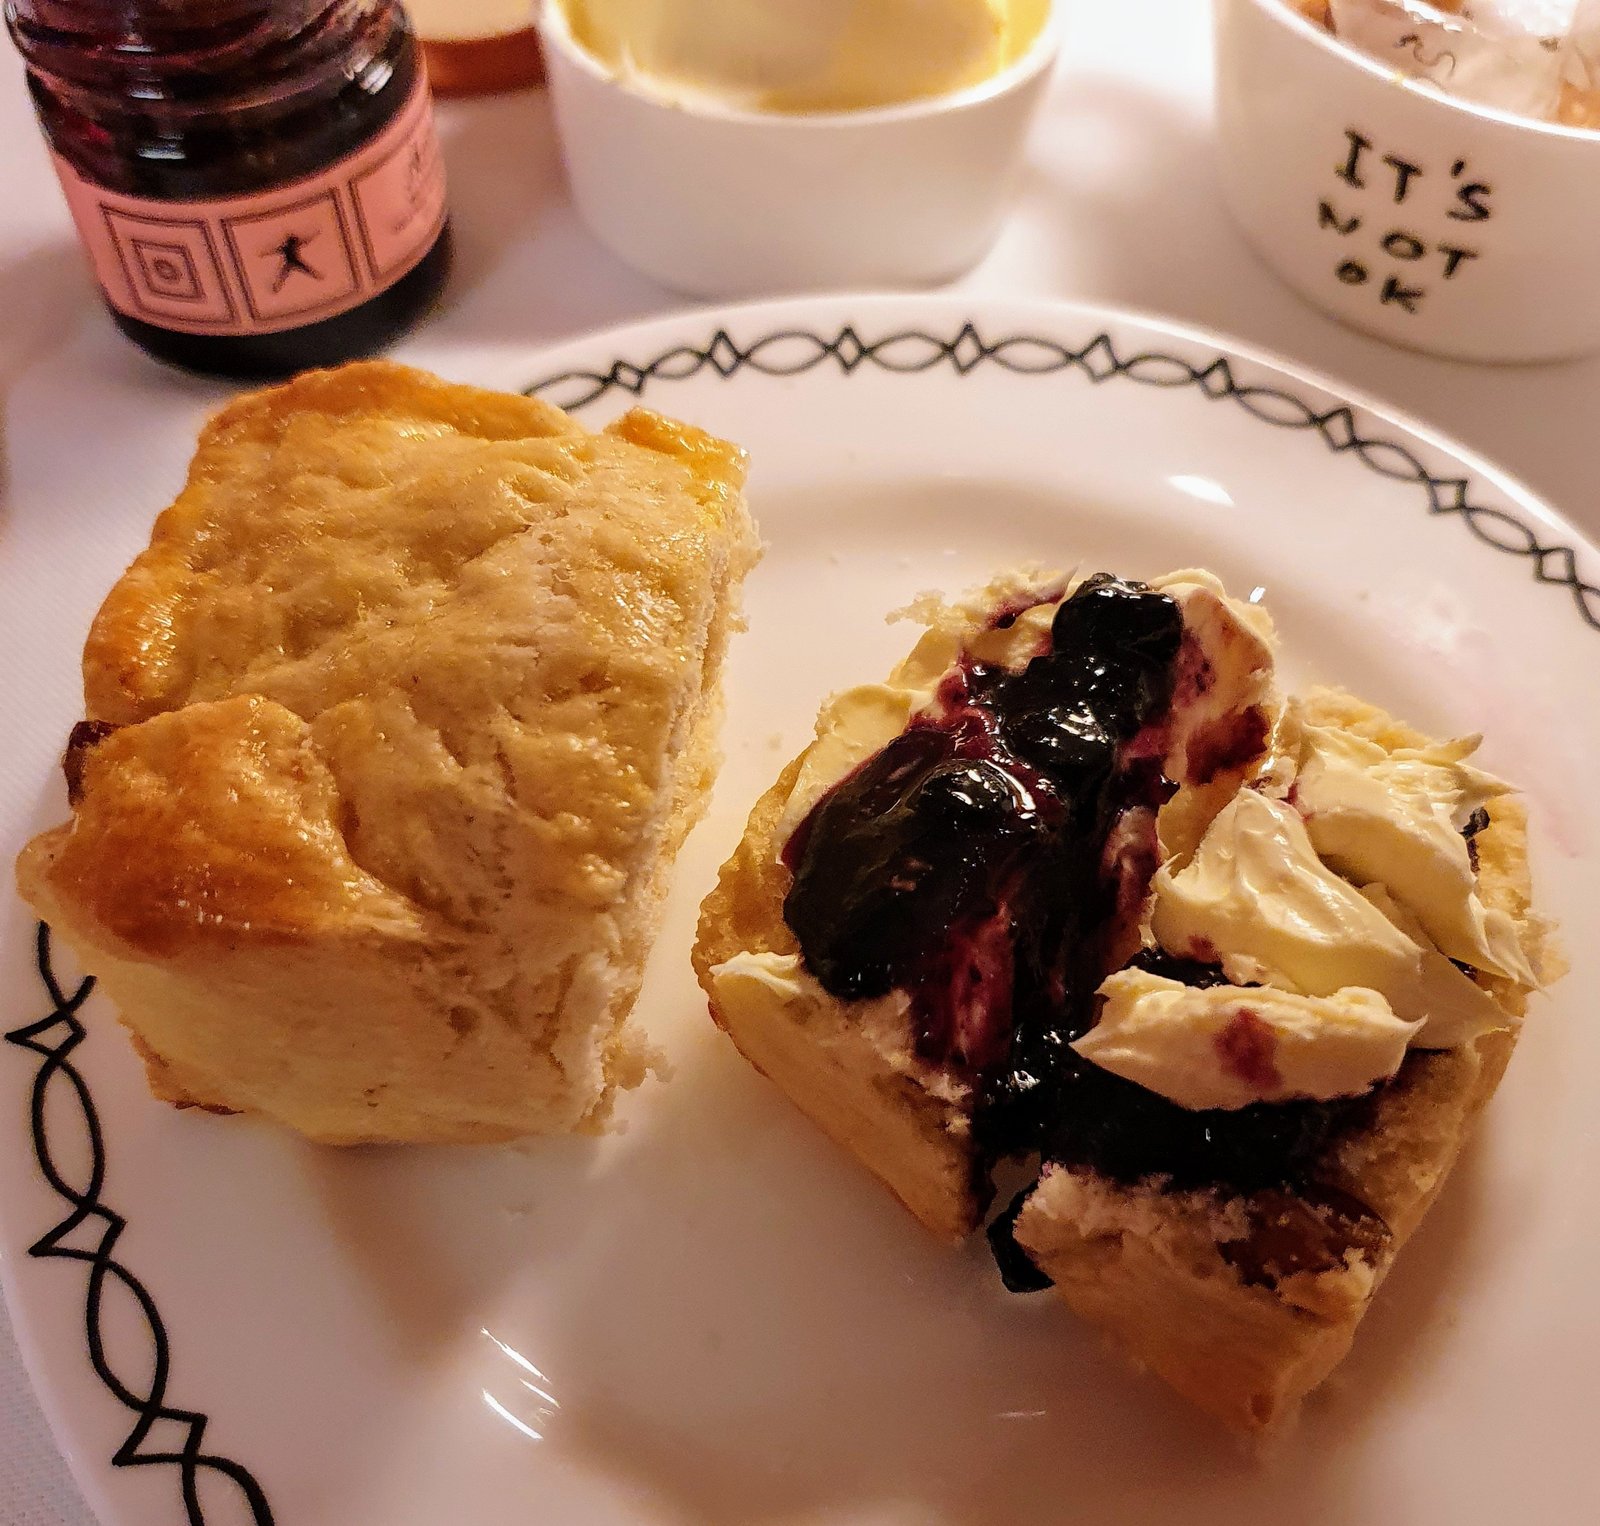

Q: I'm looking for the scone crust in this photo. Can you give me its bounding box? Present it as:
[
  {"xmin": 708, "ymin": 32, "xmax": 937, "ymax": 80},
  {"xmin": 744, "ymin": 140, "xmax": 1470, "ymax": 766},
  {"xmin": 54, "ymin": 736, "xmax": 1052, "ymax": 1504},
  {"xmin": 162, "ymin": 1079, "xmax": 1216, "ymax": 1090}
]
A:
[{"xmin": 18, "ymin": 361, "xmax": 758, "ymax": 1142}]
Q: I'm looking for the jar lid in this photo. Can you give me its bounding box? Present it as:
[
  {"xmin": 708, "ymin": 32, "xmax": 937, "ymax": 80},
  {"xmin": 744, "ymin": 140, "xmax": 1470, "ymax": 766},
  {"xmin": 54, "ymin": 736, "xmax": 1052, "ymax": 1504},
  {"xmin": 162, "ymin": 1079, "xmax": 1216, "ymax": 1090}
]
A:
[{"xmin": 410, "ymin": 0, "xmax": 544, "ymax": 96}]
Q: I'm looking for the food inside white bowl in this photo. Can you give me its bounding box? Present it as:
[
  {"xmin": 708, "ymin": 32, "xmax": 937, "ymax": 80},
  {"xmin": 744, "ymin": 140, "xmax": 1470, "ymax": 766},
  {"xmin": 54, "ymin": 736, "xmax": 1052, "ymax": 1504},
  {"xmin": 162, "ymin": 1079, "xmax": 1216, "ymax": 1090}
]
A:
[
  {"xmin": 539, "ymin": 0, "xmax": 1059, "ymax": 297},
  {"xmin": 1290, "ymin": 0, "xmax": 1600, "ymax": 126},
  {"xmin": 553, "ymin": 0, "xmax": 1051, "ymax": 113}
]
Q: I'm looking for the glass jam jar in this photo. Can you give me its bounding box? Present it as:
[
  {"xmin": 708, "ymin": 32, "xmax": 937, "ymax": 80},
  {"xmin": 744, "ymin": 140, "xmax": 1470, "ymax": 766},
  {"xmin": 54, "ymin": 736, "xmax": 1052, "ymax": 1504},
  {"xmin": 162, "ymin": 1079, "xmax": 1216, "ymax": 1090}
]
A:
[{"xmin": 6, "ymin": 0, "xmax": 452, "ymax": 377}]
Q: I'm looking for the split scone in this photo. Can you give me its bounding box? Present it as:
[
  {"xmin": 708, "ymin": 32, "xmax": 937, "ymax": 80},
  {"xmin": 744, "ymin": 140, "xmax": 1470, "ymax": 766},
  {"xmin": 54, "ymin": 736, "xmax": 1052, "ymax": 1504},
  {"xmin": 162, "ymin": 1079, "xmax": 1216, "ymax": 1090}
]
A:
[
  {"xmin": 17, "ymin": 361, "xmax": 759, "ymax": 1144},
  {"xmin": 693, "ymin": 569, "xmax": 1554, "ymax": 1429}
]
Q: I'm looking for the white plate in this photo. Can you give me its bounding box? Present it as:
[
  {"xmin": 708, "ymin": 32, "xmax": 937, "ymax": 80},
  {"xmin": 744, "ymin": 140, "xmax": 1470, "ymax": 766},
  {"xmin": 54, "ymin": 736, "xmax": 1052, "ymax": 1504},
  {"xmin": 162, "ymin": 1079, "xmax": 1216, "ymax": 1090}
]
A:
[{"xmin": 3, "ymin": 295, "xmax": 1597, "ymax": 1526}]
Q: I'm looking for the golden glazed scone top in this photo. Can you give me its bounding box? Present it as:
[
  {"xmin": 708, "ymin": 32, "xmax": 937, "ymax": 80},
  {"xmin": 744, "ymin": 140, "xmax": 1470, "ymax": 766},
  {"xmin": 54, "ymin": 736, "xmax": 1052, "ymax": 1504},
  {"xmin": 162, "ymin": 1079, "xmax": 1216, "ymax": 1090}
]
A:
[
  {"xmin": 18, "ymin": 362, "xmax": 756, "ymax": 1140},
  {"xmin": 47, "ymin": 362, "xmax": 746, "ymax": 959},
  {"xmin": 45, "ymin": 695, "xmax": 426, "ymax": 961},
  {"xmin": 85, "ymin": 361, "xmax": 745, "ymax": 726}
]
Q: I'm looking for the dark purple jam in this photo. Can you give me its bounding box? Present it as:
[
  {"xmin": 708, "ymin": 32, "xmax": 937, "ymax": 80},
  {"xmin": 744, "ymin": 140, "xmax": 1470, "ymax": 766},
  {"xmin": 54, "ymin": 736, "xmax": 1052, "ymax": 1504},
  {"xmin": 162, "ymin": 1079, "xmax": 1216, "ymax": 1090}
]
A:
[
  {"xmin": 1463, "ymin": 804, "xmax": 1490, "ymax": 873},
  {"xmin": 785, "ymin": 575, "xmax": 1182, "ymax": 1087},
  {"xmin": 782, "ymin": 576, "xmax": 1386, "ymax": 1231},
  {"xmin": 985, "ymin": 1189, "xmax": 1056, "ymax": 1293}
]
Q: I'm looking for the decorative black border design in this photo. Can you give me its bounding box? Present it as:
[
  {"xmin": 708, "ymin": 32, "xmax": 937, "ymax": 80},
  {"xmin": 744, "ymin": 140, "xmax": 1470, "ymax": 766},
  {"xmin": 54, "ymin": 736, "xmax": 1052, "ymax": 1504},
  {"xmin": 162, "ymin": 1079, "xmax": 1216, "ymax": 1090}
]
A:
[
  {"xmin": 6, "ymin": 925, "xmax": 274, "ymax": 1526},
  {"xmin": 527, "ymin": 322, "xmax": 1600, "ymax": 634}
]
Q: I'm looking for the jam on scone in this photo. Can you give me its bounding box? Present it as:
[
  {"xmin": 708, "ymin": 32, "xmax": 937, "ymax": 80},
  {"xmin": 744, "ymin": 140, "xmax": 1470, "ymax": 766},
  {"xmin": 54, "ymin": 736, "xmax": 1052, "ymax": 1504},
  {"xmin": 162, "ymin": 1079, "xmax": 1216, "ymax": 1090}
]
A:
[{"xmin": 693, "ymin": 568, "xmax": 1554, "ymax": 1431}]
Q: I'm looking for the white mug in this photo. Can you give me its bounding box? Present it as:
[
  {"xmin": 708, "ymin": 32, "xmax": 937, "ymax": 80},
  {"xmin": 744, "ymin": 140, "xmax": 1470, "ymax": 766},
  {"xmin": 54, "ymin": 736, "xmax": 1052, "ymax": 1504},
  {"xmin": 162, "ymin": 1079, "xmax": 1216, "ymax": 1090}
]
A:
[{"xmin": 1215, "ymin": 0, "xmax": 1600, "ymax": 363}]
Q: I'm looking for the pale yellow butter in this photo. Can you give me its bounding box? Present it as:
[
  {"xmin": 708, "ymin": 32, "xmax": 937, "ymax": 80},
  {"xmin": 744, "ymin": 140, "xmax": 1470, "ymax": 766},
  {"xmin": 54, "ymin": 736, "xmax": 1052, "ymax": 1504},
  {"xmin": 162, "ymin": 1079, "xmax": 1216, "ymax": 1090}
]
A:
[
  {"xmin": 1291, "ymin": 718, "xmax": 1534, "ymax": 984},
  {"xmin": 560, "ymin": 0, "xmax": 1051, "ymax": 113},
  {"xmin": 1150, "ymin": 789, "xmax": 1507, "ymax": 1047},
  {"xmin": 707, "ymin": 950, "xmax": 970, "ymax": 1103},
  {"xmin": 1077, "ymin": 968, "xmax": 1420, "ymax": 1111}
]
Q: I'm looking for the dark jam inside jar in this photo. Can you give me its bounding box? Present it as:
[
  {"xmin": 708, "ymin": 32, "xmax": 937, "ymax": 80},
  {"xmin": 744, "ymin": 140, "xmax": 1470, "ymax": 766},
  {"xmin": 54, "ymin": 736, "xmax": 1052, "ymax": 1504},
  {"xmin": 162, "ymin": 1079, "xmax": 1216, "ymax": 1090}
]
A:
[
  {"xmin": 11, "ymin": 1, "xmax": 450, "ymax": 376},
  {"xmin": 783, "ymin": 576, "xmax": 1387, "ymax": 1238}
]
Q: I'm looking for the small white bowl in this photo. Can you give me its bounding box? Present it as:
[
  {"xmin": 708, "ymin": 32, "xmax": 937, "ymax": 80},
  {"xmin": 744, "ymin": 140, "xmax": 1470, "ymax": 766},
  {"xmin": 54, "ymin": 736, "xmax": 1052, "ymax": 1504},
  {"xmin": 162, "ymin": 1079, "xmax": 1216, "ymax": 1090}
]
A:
[
  {"xmin": 539, "ymin": 2, "xmax": 1060, "ymax": 299},
  {"xmin": 1216, "ymin": 0, "xmax": 1600, "ymax": 363}
]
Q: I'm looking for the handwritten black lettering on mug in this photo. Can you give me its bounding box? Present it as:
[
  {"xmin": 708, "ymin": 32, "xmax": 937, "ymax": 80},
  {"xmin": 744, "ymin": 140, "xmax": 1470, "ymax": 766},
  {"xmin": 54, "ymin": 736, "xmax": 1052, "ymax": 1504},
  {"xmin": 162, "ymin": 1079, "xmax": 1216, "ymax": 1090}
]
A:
[{"xmin": 1318, "ymin": 128, "xmax": 1489, "ymax": 314}]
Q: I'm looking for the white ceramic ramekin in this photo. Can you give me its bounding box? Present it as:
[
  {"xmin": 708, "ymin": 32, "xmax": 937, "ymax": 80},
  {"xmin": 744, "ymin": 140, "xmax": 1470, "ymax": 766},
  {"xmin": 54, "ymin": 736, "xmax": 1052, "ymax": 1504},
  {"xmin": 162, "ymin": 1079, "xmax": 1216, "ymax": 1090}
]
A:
[
  {"xmin": 539, "ymin": 3, "xmax": 1060, "ymax": 299},
  {"xmin": 1216, "ymin": 0, "xmax": 1600, "ymax": 363}
]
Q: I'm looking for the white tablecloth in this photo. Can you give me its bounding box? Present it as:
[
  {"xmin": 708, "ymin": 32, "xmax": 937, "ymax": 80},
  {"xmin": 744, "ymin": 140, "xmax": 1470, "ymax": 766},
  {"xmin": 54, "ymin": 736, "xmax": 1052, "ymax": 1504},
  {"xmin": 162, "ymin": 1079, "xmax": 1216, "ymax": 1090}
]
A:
[{"xmin": 3, "ymin": 3, "xmax": 1597, "ymax": 1521}]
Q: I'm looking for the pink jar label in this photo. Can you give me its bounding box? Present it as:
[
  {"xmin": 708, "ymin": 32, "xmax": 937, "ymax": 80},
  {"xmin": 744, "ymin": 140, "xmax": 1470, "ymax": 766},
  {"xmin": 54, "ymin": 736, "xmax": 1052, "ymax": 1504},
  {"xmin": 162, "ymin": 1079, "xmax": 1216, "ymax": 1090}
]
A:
[{"xmin": 51, "ymin": 74, "xmax": 447, "ymax": 337}]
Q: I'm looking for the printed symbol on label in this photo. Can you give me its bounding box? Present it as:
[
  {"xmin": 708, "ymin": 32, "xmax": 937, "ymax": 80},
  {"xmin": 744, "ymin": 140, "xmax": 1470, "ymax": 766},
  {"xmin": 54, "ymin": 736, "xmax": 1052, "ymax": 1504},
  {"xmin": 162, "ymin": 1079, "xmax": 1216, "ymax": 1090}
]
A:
[
  {"xmin": 265, "ymin": 231, "xmax": 323, "ymax": 292},
  {"xmin": 133, "ymin": 240, "xmax": 204, "ymax": 301},
  {"xmin": 406, "ymin": 143, "xmax": 430, "ymax": 197},
  {"xmin": 350, "ymin": 109, "xmax": 447, "ymax": 282},
  {"xmin": 101, "ymin": 211, "xmax": 236, "ymax": 325},
  {"xmin": 223, "ymin": 191, "xmax": 359, "ymax": 324}
]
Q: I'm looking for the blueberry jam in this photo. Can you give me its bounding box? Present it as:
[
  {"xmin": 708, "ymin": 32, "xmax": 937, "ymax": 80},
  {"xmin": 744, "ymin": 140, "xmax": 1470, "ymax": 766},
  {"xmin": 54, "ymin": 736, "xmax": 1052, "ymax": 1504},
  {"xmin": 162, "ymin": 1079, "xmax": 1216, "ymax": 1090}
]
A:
[
  {"xmin": 783, "ymin": 575, "xmax": 1384, "ymax": 1218},
  {"xmin": 1463, "ymin": 804, "xmax": 1491, "ymax": 873},
  {"xmin": 785, "ymin": 575, "xmax": 1182, "ymax": 1087}
]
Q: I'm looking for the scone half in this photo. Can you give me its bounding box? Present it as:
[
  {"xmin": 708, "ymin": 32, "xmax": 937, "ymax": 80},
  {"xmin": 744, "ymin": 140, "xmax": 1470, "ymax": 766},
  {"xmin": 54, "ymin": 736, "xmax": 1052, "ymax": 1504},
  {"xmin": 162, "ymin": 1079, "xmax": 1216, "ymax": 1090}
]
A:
[{"xmin": 695, "ymin": 569, "xmax": 1554, "ymax": 1429}]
